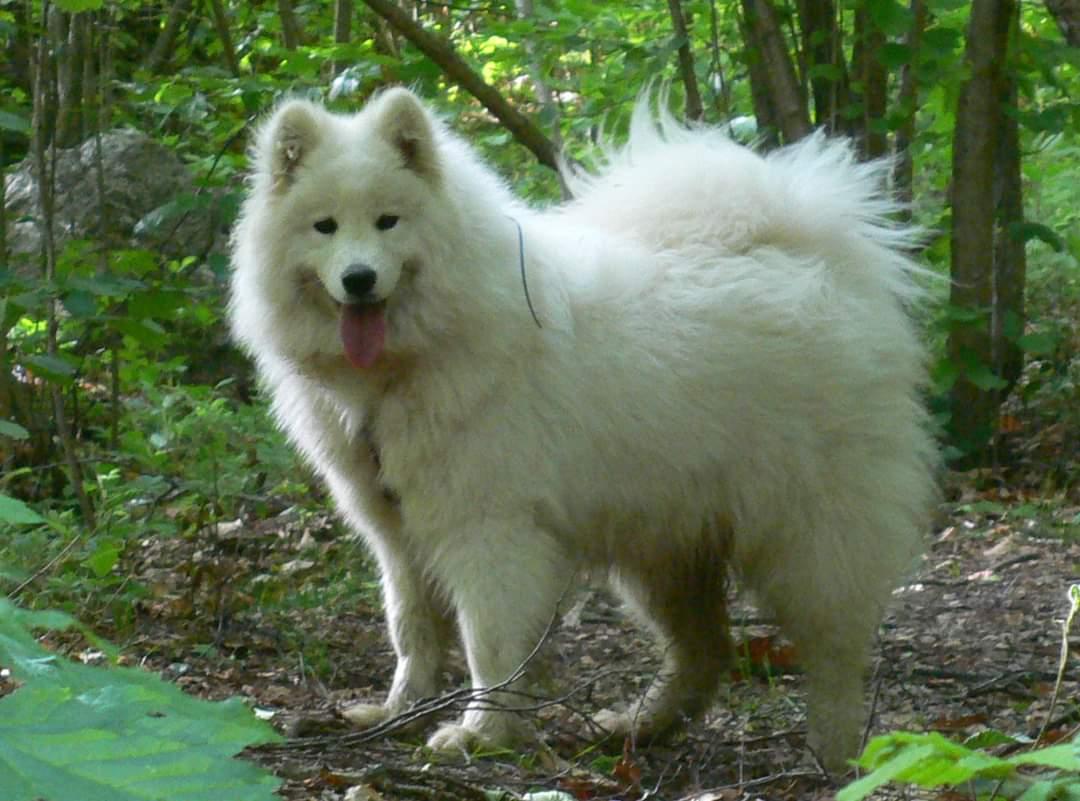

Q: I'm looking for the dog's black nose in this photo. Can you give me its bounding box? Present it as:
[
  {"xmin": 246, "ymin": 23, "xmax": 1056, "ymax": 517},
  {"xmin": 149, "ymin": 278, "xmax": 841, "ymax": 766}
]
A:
[{"xmin": 342, "ymin": 266, "xmax": 377, "ymax": 300}]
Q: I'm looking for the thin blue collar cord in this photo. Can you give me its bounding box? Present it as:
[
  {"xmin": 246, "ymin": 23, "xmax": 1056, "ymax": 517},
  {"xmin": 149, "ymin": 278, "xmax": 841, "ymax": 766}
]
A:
[{"xmin": 508, "ymin": 216, "xmax": 542, "ymax": 329}]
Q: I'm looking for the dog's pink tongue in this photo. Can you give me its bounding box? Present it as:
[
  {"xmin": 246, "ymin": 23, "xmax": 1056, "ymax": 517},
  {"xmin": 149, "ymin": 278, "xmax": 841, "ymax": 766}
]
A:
[{"xmin": 340, "ymin": 304, "xmax": 386, "ymax": 369}]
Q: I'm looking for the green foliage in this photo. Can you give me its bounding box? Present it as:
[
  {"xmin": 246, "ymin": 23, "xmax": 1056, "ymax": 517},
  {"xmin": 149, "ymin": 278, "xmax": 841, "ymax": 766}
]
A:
[
  {"xmin": 839, "ymin": 730, "xmax": 1080, "ymax": 801},
  {"xmin": 0, "ymin": 382, "xmax": 301, "ymax": 622},
  {"xmin": 0, "ymin": 2, "xmax": 1079, "ymax": 794},
  {"xmin": 0, "ymin": 494, "xmax": 45, "ymax": 526},
  {"xmin": 841, "ymin": 585, "xmax": 1080, "ymax": 801},
  {"xmin": 0, "ymin": 599, "xmax": 281, "ymax": 801}
]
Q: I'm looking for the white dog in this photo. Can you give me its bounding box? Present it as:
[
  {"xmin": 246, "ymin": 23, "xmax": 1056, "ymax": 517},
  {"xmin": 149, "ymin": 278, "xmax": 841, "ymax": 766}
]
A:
[{"xmin": 229, "ymin": 86, "xmax": 936, "ymax": 771}]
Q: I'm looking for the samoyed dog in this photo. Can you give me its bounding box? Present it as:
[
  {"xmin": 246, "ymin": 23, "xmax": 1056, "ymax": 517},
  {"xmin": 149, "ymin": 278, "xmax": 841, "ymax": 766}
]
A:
[{"xmin": 229, "ymin": 86, "xmax": 936, "ymax": 770}]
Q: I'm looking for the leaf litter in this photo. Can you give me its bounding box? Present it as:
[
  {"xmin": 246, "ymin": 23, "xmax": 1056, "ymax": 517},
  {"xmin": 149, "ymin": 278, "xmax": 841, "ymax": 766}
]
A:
[{"xmin": 13, "ymin": 486, "xmax": 1079, "ymax": 801}]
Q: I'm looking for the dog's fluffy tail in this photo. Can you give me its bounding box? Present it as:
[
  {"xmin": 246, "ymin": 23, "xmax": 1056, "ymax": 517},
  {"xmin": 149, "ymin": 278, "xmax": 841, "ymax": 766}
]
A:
[{"xmin": 565, "ymin": 96, "xmax": 932, "ymax": 304}]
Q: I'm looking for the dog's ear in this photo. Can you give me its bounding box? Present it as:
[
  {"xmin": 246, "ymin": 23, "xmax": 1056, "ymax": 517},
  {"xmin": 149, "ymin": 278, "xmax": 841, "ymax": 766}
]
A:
[
  {"xmin": 258, "ymin": 100, "xmax": 323, "ymax": 191},
  {"xmin": 372, "ymin": 88, "xmax": 440, "ymax": 184}
]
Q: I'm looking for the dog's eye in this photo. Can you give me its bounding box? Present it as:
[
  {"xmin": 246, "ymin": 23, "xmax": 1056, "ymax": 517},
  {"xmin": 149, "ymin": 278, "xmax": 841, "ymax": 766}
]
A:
[
  {"xmin": 375, "ymin": 214, "xmax": 399, "ymax": 231},
  {"xmin": 313, "ymin": 217, "xmax": 338, "ymax": 235}
]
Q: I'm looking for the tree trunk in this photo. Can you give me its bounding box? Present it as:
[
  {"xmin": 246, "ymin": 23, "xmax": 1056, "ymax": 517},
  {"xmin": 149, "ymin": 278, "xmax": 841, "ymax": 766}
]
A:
[
  {"xmin": 0, "ymin": 134, "xmax": 9, "ymax": 437},
  {"xmin": 30, "ymin": 11, "xmax": 96, "ymax": 525},
  {"xmin": 738, "ymin": 7, "xmax": 780, "ymax": 148},
  {"xmin": 209, "ymin": 0, "xmax": 240, "ymax": 76},
  {"xmin": 278, "ymin": 0, "xmax": 304, "ymax": 50},
  {"xmin": 330, "ymin": 0, "xmax": 353, "ymax": 76},
  {"xmin": 146, "ymin": 0, "xmax": 191, "ymax": 74},
  {"xmin": 894, "ymin": 0, "xmax": 928, "ymax": 209},
  {"xmin": 1045, "ymin": 0, "xmax": 1080, "ymax": 45},
  {"xmin": 335, "ymin": 0, "xmax": 353, "ymax": 42},
  {"xmin": 52, "ymin": 8, "xmax": 87, "ymax": 148},
  {"xmin": 851, "ymin": 5, "xmax": 888, "ymax": 159},
  {"xmin": 667, "ymin": 0, "xmax": 704, "ymax": 120},
  {"xmin": 740, "ymin": 0, "xmax": 811, "ymax": 144},
  {"xmin": 948, "ymin": 0, "xmax": 1016, "ymax": 466},
  {"xmin": 795, "ymin": 0, "xmax": 849, "ymax": 134},
  {"xmin": 993, "ymin": 39, "xmax": 1025, "ymax": 396}
]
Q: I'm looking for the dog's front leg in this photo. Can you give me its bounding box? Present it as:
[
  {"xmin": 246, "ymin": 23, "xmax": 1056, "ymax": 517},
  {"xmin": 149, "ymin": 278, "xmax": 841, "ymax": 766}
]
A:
[
  {"xmin": 425, "ymin": 518, "xmax": 571, "ymax": 755},
  {"xmin": 342, "ymin": 540, "xmax": 455, "ymax": 729},
  {"xmin": 321, "ymin": 455, "xmax": 454, "ymax": 732}
]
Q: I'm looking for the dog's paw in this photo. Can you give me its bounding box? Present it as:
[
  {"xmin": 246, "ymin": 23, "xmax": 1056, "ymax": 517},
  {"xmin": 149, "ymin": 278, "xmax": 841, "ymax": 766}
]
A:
[
  {"xmin": 592, "ymin": 706, "xmax": 659, "ymax": 743},
  {"xmin": 426, "ymin": 712, "xmax": 529, "ymax": 756},
  {"xmin": 426, "ymin": 722, "xmax": 490, "ymax": 755},
  {"xmin": 592, "ymin": 708, "xmax": 632, "ymax": 736},
  {"xmin": 341, "ymin": 702, "xmax": 391, "ymax": 729}
]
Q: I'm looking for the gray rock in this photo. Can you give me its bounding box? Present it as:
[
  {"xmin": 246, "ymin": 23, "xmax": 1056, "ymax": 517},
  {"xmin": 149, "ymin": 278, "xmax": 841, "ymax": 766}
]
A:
[{"xmin": 4, "ymin": 128, "xmax": 229, "ymax": 271}]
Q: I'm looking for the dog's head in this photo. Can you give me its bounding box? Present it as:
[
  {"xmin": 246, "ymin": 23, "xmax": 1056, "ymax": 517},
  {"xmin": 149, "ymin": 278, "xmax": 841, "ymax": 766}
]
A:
[{"xmin": 231, "ymin": 88, "xmax": 452, "ymax": 371}]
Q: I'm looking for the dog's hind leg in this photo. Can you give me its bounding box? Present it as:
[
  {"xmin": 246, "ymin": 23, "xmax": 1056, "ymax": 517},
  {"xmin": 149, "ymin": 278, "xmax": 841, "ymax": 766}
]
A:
[
  {"xmin": 740, "ymin": 512, "xmax": 911, "ymax": 773},
  {"xmin": 598, "ymin": 533, "xmax": 735, "ymax": 742}
]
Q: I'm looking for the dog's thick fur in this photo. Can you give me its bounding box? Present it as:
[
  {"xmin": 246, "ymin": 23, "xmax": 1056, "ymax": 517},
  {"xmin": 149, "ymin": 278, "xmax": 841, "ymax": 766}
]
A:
[{"xmin": 229, "ymin": 87, "xmax": 936, "ymax": 770}]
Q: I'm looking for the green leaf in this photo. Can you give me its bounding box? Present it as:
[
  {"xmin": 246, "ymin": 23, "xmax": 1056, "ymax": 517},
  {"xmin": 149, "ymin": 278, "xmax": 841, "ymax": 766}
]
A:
[
  {"xmin": 85, "ymin": 539, "xmax": 121, "ymax": 578},
  {"xmin": 1017, "ymin": 331, "xmax": 1058, "ymax": 356},
  {"xmin": 1002, "ymin": 310, "xmax": 1024, "ymax": 342},
  {"xmin": 66, "ymin": 274, "xmax": 144, "ymax": 298},
  {"xmin": 1017, "ymin": 779, "xmax": 1064, "ymax": 801},
  {"xmin": 133, "ymin": 195, "xmax": 202, "ymax": 238},
  {"xmin": 931, "ymin": 358, "xmax": 959, "ymax": 391},
  {"xmin": 54, "ymin": 0, "xmax": 104, "ymax": 9},
  {"xmin": 0, "ymin": 420, "xmax": 30, "ymax": 441},
  {"xmin": 808, "ymin": 63, "xmax": 844, "ymax": 82},
  {"xmin": 878, "ymin": 42, "xmax": 913, "ymax": 69},
  {"xmin": 839, "ymin": 742, "xmax": 939, "ymax": 801},
  {"xmin": 922, "ymin": 26, "xmax": 963, "ymax": 56},
  {"xmin": 865, "ymin": 0, "xmax": 912, "ymax": 36},
  {"xmin": 61, "ymin": 290, "xmax": 98, "ymax": 319},
  {"xmin": 964, "ymin": 362, "xmax": 1009, "ymax": 391},
  {"xmin": 20, "ymin": 354, "xmax": 77, "ymax": 386},
  {"xmin": 113, "ymin": 318, "xmax": 168, "ymax": 348},
  {"xmin": 128, "ymin": 290, "xmax": 186, "ymax": 321},
  {"xmin": 964, "ymin": 729, "xmax": 1021, "ymax": 749},
  {"xmin": 1009, "ymin": 743, "xmax": 1080, "ymax": 772},
  {"xmin": 0, "ymin": 494, "xmax": 45, "ymax": 526},
  {"xmin": 1009, "ymin": 222, "xmax": 1065, "ymax": 251},
  {"xmin": 0, "ymin": 110, "xmax": 30, "ymax": 134},
  {"xmin": 0, "ymin": 598, "xmax": 282, "ymax": 801}
]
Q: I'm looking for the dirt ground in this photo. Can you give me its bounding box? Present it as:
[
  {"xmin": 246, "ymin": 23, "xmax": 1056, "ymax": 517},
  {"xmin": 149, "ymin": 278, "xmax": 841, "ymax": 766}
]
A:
[{"xmin": 120, "ymin": 484, "xmax": 1079, "ymax": 801}]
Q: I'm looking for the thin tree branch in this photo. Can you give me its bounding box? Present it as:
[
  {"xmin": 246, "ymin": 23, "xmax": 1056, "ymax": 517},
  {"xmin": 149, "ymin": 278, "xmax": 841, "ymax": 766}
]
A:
[
  {"xmin": 359, "ymin": 0, "xmax": 561, "ymax": 173},
  {"xmin": 894, "ymin": 0, "xmax": 927, "ymax": 209},
  {"xmin": 708, "ymin": 0, "xmax": 731, "ymax": 116},
  {"xmin": 145, "ymin": 0, "xmax": 191, "ymax": 73},
  {"xmin": 209, "ymin": 0, "xmax": 240, "ymax": 76},
  {"xmin": 31, "ymin": 3, "xmax": 95, "ymax": 528},
  {"xmin": 667, "ymin": 0, "xmax": 704, "ymax": 121}
]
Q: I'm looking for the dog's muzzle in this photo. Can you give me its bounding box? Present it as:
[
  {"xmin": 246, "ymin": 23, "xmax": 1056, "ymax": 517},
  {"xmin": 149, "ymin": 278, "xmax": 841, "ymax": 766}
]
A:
[{"xmin": 342, "ymin": 264, "xmax": 379, "ymax": 304}]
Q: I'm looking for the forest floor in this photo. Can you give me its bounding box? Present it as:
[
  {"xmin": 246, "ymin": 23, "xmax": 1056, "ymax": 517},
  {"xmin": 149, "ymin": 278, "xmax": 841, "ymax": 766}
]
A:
[{"xmin": 96, "ymin": 468, "xmax": 1080, "ymax": 801}]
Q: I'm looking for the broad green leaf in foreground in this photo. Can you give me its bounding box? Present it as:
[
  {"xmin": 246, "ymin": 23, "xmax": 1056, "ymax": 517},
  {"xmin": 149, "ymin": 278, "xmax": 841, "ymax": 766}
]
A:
[
  {"xmin": 838, "ymin": 730, "xmax": 1080, "ymax": 801},
  {"xmin": 0, "ymin": 599, "xmax": 281, "ymax": 801}
]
